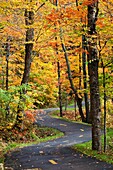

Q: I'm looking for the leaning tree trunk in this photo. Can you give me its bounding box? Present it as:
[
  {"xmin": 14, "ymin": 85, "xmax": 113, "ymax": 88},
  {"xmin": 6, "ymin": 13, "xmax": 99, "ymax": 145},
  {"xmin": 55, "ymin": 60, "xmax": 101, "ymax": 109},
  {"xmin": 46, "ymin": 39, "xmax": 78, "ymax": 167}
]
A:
[
  {"xmin": 16, "ymin": 8, "xmax": 34, "ymax": 126},
  {"xmin": 60, "ymin": 28, "xmax": 86, "ymax": 122},
  {"xmin": 87, "ymin": 0, "xmax": 101, "ymax": 151}
]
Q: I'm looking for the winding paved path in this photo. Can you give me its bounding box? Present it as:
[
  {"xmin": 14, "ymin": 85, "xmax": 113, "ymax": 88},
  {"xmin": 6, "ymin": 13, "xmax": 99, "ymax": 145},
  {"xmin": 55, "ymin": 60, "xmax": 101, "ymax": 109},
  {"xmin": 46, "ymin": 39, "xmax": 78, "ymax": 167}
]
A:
[{"xmin": 5, "ymin": 108, "xmax": 113, "ymax": 170}]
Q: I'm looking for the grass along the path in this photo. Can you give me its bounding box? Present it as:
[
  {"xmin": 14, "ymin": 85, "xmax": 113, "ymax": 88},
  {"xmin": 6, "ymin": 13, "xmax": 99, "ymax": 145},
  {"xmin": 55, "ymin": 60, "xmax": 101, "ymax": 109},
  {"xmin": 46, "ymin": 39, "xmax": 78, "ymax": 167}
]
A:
[{"xmin": 72, "ymin": 128, "xmax": 113, "ymax": 164}]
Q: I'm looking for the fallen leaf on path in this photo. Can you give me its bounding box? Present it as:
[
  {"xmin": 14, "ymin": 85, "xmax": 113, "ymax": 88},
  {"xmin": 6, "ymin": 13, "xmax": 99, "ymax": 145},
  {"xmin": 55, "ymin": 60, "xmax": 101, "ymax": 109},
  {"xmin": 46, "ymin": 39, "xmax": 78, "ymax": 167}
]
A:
[
  {"xmin": 4, "ymin": 167, "xmax": 13, "ymax": 170},
  {"xmin": 80, "ymin": 129, "xmax": 84, "ymax": 131},
  {"xmin": 39, "ymin": 151, "xmax": 44, "ymax": 154},
  {"xmin": 63, "ymin": 140, "xmax": 69, "ymax": 143},
  {"xmin": 60, "ymin": 124, "xmax": 67, "ymax": 126},
  {"xmin": 49, "ymin": 160, "xmax": 58, "ymax": 165},
  {"xmin": 79, "ymin": 135, "xmax": 83, "ymax": 138}
]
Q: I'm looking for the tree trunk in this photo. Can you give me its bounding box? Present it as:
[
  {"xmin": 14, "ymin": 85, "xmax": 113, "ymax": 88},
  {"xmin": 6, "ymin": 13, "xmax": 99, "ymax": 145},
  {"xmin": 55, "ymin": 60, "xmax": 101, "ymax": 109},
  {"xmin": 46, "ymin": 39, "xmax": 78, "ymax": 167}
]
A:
[
  {"xmin": 60, "ymin": 29, "xmax": 86, "ymax": 122},
  {"xmin": 21, "ymin": 9, "xmax": 34, "ymax": 85},
  {"xmin": 87, "ymin": 1, "xmax": 101, "ymax": 151},
  {"xmin": 2, "ymin": 67, "xmax": 5, "ymax": 89},
  {"xmin": 102, "ymin": 61, "xmax": 107, "ymax": 152},
  {"xmin": 55, "ymin": 0, "xmax": 63, "ymax": 117},
  {"xmin": 57, "ymin": 61, "xmax": 63, "ymax": 117},
  {"xmin": 82, "ymin": 34, "xmax": 90, "ymax": 123},
  {"xmin": 74, "ymin": 97, "xmax": 77, "ymax": 119},
  {"xmin": 79, "ymin": 54, "xmax": 82, "ymax": 89},
  {"xmin": 6, "ymin": 38, "xmax": 10, "ymax": 91},
  {"xmin": 16, "ymin": 8, "xmax": 34, "ymax": 126},
  {"xmin": 5, "ymin": 37, "xmax": 10, "ymax": 117}
]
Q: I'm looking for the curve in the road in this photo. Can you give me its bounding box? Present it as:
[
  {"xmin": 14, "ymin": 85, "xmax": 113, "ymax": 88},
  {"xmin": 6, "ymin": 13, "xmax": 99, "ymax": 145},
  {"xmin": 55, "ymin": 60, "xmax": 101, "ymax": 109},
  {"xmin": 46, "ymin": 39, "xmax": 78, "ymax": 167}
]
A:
[{"xmin": 5, "ymin": 108, "xmax": 113, "ymax": 170}]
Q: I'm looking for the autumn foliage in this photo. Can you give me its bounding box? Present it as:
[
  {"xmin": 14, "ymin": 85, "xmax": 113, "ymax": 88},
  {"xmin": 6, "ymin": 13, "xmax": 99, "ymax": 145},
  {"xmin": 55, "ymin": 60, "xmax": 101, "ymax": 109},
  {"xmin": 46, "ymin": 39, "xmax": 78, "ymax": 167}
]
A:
[{"xmin": 0, "ymin": 0, "xmax": 113, "ymax": 152}]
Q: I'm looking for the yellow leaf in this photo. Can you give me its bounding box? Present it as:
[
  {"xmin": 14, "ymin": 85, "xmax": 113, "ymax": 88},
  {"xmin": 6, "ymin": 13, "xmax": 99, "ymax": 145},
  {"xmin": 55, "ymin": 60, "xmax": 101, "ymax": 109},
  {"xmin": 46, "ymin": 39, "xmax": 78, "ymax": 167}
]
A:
[
  {"xmin": 49, "ymin": 160, "xmax": 58, "ymax": 165},
  {"xmin": 60, "ymin": 124, "xmax": 67, "ymax": 126},
  {"xmin": 39, "ymin": 151, "xmax": 44, "ymax": 154}
]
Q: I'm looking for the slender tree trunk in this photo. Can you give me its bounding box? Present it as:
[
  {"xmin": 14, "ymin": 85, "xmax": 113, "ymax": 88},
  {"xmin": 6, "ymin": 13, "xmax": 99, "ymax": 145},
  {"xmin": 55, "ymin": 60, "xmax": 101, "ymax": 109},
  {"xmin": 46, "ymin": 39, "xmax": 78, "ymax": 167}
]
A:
[
  {"xmin": 6, "ymin": 51, "xmax": 9, "ymax": 91},
  {"xmin": 16, "ymin": 8, "xmax": 34, "ymax": 125},
  {"xmin": 102, "ymin": 61, "xmax": 107, "ymax": 152},
  {"xmin": 74, "ymin": 97, "xmax": 77, "ymax": 118},
  {"xmin": 2, "ymin": 67, "xmax": 5, "ymax": 89},
  {"xmin": 79, "ymin": 54, "xmax": 82, "ymax": 89},
  {"xmin": 82, "ymin": 34, "xmax": 90, "ymax": 123},
  {"xmin": 5, "ymin": 37, "xmax": 10, "ymax": 117},
  {"xmin": 6, "ymin": 37, "xmax": 10, "ymax": 91},
  {"xmin": 57, "ymin": 61, "xmax": 63, "ymax": 117},
  {"xmin": 60, "ymin": 28, "xmax": 85, "ymax": 122},
  {"xmin": 55, "ymin": 0, "xmax": 63, "ymax": 117},
  {"xmin": 87, "ymin": 1, "xmax": 101, "ymax": 151}
]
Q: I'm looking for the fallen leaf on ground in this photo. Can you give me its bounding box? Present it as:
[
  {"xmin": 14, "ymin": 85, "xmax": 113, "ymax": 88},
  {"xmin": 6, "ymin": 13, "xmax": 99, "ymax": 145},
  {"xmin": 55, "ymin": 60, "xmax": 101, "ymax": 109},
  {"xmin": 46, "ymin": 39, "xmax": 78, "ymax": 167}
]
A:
[
  {"xmin": 60, "ymin": 124, "xmax": 67, "ymax": 126},
  {"xmin": 49, "ymin": 160, "xmax": 58, "ymax": 164},
  {"xmin": 39, "ymin": 151, "xmax": 44, "ymax": 154}
]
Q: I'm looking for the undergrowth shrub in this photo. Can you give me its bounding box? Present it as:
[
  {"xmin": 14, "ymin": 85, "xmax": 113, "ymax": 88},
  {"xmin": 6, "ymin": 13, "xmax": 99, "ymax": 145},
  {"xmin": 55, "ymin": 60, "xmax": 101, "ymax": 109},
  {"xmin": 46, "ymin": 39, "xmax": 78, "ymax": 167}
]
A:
[{"xmin": 0, "ymin": 84, "xmax": 34, "ymax": 131}]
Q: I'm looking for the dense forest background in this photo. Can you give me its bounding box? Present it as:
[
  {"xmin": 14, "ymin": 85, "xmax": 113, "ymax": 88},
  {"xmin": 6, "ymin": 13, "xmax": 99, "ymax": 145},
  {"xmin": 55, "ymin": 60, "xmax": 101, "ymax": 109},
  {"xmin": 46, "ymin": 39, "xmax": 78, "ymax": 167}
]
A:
[{"xmin": 0, "ymin": 0, "xmax": 113, "ymax": 155}]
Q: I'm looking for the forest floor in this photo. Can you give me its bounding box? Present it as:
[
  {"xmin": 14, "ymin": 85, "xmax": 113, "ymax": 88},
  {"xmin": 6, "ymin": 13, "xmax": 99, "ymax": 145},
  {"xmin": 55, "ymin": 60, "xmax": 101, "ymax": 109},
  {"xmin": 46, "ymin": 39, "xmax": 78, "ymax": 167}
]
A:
[{"xmin": 4, "ymin": 108, "xmax": 113, "ymax": 170}]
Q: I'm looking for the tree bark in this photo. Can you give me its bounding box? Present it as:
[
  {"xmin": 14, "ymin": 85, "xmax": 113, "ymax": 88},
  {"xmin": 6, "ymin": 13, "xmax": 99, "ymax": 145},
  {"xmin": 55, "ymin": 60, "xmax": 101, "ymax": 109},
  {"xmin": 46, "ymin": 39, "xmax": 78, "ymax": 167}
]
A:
[
  {"xmin": 6, "ymin": 39, "xmax": 10, "ymax": 91},
  {"xmin": 55, "ymin": 0, "xmax": 63, "ymax": 117},
  {"xmin": 79, "ymin": 54, "xmax": 82, "ymax": 89},
  {"xmin": 57, "ymin": 61, "xmax": 63, "ymax": 117},
  {"xmin": 5, "ymin": 37, "xmax": 11, "ymax": 117},
  {"xmin": 87, "ymin": 1, "xmax": 101, "ymax": 151},
  {"xmin": 82, "ymin": 34, "xmax": 90, "ymax": 123},
  {"xmin": 21, "ymin": 9, "xmax": 34, "ymax": 85},
  {"xmin": 102, "ymin": 61, "xmax": 107, "ymax": 152},
  {"xmin": 16, "ymin": 8, "xmax": 34, "ymax": 126}
]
